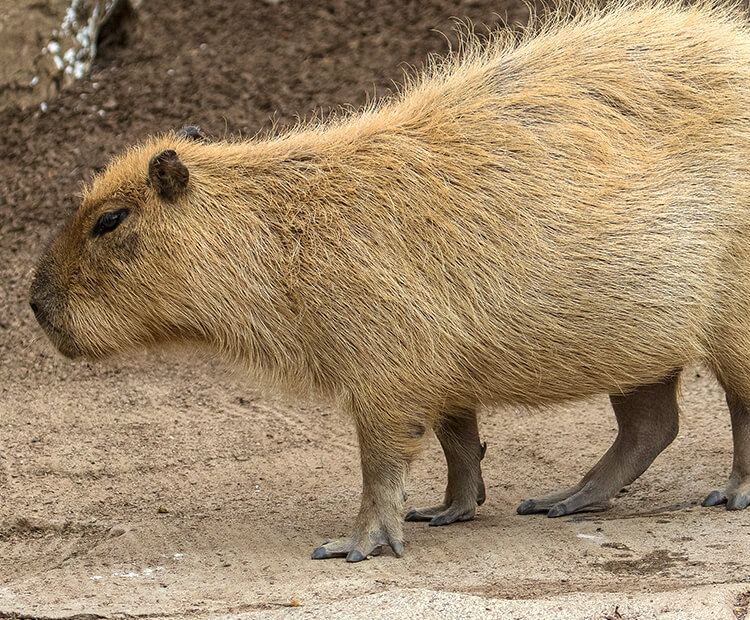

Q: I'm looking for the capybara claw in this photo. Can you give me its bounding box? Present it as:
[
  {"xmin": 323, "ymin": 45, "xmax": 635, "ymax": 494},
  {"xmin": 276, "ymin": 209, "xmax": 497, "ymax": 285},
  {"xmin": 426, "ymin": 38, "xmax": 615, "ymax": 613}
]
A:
[
  {"xmin": 430, "ymin": 505, "xmax": 476, "ymax": 526},
  {"xmin": 702, "ymin": 490, "xmax": 726, "ymax": 507},
  {"xmin": 404, "ymin": 505, "xmax": 445, "ymax": 521},
  {"xmin": 519, "ymin": 491, "xmax": 612, "ymax": 517},
  {"xmin": 727, "ymin": 493, "xmax": 750, "ymax": 510},
  {"xmin": 311, "ymin": 540, "xmax": 349, "ymax": 559},
  {"xmin": 346, "ymin": 550, "xmax": 367, "ymax": 563},
  {"xmin": 404, "ymin": 508, "xmax": 432, "ymax": 522},
  {"xmin": 703, "ymin": 484, "xmax": 750, "ymax": 510},
  {"xmin": 390, "ymin": 540, "xmax": 404, "ymax": 557},
  {"xmin": 516, "ymin": 499, "xmax": 541, "ymax": 515},
  {"xmin": 547, "ymin": 502, "xmax": 568, "ymax": 518}
]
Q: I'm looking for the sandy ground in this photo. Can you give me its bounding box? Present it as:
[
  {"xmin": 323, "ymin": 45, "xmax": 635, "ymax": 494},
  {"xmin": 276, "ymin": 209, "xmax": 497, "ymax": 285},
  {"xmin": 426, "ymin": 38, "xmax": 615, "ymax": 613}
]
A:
[
  {"xmin": 1, "ymin": 0, "xmax": 748, "ymax": 618},
  {"xmin": 1, "ymin": 352, "xmax": 749, "ymax": 618}
]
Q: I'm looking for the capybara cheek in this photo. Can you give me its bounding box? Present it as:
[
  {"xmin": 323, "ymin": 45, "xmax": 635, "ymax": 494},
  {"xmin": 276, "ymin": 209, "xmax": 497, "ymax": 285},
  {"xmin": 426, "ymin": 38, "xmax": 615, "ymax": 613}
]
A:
[{"xmin": 110, "ymin": 231, "xmax": 142, "ymax": 262}]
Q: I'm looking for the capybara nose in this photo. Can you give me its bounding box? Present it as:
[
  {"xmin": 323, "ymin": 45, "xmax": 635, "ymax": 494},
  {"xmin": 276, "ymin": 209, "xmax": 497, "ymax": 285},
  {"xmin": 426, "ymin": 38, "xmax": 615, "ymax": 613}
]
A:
[
  {"xmin": 29, "ymin": 266, "xmax": 53, "ymax": 324},
  {"xmin": 29, "ymin": 298, "xmax": 47, "ymax": 325}
]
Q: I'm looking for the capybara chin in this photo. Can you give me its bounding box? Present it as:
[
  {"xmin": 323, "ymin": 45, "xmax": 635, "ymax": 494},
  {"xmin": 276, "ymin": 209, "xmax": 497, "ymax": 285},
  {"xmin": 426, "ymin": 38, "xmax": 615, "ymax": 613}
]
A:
[{"xmin": 29, "ymin": 1, "xmax": 750, "ymax": 562}]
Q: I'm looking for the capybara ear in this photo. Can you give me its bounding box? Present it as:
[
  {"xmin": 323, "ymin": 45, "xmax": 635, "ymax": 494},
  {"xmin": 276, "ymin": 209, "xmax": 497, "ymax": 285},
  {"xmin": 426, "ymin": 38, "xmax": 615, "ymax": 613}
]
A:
[
  {"xmin": 177, "ymin": 125, "xmax": 203, "ymax": 141},
  {"xmin": 148, "ymin": 149, "xmax": 189, "ymax": 201}
]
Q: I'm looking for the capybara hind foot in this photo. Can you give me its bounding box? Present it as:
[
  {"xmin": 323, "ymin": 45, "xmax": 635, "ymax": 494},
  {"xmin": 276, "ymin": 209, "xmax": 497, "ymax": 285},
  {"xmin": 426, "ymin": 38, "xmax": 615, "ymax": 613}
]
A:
[
  {"xmin": 312, "ymin": 521, "xmax": 404, "ymax": 562},
  {"xmin": 518, "ymin": 374, "xmax": 680, "ymax": 518},
  {"xmin": 517, "ymin": 484, "xmax": 579, "ymax": 514}
]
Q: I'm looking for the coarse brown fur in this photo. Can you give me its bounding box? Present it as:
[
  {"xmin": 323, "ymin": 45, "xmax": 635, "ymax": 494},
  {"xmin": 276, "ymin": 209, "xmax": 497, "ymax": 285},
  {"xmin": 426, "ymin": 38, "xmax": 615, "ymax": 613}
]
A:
[{"xmin": 30, "ymin": 1, "xmax": 750, "ymax": 561}]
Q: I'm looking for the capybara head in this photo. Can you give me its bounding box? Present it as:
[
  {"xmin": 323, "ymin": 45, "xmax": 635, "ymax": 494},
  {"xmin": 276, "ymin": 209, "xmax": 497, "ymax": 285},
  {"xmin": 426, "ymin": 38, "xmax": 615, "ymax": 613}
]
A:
[{"xmin": 29, "ymin": 129, "xmax": 237, "ymax": 360}]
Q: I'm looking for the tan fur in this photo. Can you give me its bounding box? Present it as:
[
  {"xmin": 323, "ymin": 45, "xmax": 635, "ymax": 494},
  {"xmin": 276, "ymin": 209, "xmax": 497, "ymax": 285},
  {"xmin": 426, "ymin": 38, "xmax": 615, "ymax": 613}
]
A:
[{"xmin": 30, "ymin": 1, "xmax": 750, "ymax": 560}]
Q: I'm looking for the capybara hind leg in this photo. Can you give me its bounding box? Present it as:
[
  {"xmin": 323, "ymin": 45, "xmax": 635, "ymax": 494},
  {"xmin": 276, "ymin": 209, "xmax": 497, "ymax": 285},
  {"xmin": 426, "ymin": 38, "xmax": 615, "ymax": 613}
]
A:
[
  {"xmin": 518, "ymin": 373, "xmax": 680, "ymax": 518},
  {"xmin": 405, "ymin": 407, "xmax": 487, "ymax": 526},
  {"xmin": 312, "ymin": 411, "xmax": 420, "ymax": 562},
  {"xmin": 703, "ymin": 389, "xmax": 750, "ymax": 510}
]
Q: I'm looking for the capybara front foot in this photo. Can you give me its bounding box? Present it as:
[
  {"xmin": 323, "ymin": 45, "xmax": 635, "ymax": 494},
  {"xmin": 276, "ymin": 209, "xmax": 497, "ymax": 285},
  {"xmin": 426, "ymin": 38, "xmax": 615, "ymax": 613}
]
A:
[
  {"xmin": 405, "ymin": 463, "xmax": 485, "ymax": 526},
  {"xmin": 702, "ymin": 481, "xmax": 750, "ymax": 510},
  {"xmin": 314, "ymin": 409, "xmax": 414, "ymax": 562},
  {"xmin": 311, "ymin": 526, "xmax": 404, "ymax": 562},
  {"xmin": 517, "ymin": 497, "xmax": 554, "ymax": 515},
  {"xmin": 404, "ymin": 499, "xmax": 477, "ymax": 526}
]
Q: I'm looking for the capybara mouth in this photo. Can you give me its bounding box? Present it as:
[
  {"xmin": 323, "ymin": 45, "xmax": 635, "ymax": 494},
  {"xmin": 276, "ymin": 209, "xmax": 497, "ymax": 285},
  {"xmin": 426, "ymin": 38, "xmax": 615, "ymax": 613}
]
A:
[
  {"xmin": 30, "ymin": 309, "xmax": 85, "ymax": 360},
  {"xmin": 51, "ymin": 337, "xmax": 85, "ymax": 360},
  {"xmin": 38, "ymin": 320, "xmax": 84, "ymax": 360}
]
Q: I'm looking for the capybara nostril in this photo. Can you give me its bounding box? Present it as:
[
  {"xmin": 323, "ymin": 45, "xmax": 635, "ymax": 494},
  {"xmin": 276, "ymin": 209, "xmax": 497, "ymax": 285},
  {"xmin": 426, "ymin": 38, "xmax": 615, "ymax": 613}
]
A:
[{"xmin": 29, "ymin": 297, "xmax": 50, "ymax": 328}]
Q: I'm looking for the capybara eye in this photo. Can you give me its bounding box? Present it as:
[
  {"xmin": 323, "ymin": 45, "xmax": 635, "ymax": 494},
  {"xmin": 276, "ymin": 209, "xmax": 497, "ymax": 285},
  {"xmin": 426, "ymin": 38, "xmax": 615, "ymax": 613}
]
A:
[{"xmin": 92, "ymin": 208, "xmax": 129, "ymax": 237}]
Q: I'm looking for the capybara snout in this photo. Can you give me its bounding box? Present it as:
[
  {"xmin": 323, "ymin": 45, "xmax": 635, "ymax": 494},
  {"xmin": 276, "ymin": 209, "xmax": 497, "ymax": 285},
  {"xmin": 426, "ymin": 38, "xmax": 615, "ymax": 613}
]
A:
[{"xmin": 29, "ymin": 253, "xmax": 78, "ymax": 358}]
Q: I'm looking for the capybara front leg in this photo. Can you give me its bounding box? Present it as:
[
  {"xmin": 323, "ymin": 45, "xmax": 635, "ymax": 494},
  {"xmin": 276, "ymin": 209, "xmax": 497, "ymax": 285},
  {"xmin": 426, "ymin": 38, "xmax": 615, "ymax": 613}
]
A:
[
  {"xmin": 703, "ymin": 389, "xmax": 750, "ymax": 510},
  {"xmin": 518, "ymin": 372, "xmax": 680, "ymax": 517},
  {"xmin": 405, "ymin": 407, "xmax": 486, "ymax": 526},
  {"xmin": 312, "ymin": 413, "xmax": 418, "ymax": 562}
]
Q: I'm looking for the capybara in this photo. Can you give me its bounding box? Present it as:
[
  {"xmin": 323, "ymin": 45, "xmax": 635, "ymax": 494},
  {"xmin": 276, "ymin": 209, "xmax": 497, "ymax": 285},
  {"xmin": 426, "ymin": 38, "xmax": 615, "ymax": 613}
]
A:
[{"xmin": 30, "ymin": 1, "xmax": 750, "ymax": 562}]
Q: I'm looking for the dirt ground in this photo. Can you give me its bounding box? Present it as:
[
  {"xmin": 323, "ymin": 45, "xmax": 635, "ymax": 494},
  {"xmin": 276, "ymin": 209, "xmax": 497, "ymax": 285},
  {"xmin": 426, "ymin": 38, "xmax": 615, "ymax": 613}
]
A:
[{"xmin": 1, "ymin": 0, "xmax": 748, "ymax": 618}]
